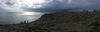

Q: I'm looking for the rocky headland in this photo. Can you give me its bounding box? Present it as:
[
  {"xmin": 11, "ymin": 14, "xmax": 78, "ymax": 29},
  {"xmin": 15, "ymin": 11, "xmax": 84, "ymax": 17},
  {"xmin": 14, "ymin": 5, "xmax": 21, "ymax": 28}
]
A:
[{"xmin": 0, "ymin": 10, "xmax": 100, "ymax": 32}]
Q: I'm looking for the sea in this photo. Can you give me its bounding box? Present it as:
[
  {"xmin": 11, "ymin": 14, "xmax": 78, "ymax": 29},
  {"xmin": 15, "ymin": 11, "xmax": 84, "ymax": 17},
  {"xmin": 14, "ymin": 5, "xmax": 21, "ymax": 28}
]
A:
[{"xmin": 0, "ymin": 12, "xmax": 44, "ymax": 24}]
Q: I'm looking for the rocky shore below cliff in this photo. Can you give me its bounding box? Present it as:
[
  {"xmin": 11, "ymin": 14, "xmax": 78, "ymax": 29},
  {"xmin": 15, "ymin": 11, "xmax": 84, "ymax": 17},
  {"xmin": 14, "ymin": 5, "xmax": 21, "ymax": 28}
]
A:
[{"xmin": 0, "ymin": 11, "xmax": 100, "ymax": 32}]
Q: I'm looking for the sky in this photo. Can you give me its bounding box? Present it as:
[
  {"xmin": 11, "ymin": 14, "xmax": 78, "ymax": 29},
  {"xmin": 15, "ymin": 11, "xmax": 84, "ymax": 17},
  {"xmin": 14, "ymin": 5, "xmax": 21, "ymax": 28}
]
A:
[{"xmin": 0, "ymin": 0, "xmax": 100, "ymax": 12}]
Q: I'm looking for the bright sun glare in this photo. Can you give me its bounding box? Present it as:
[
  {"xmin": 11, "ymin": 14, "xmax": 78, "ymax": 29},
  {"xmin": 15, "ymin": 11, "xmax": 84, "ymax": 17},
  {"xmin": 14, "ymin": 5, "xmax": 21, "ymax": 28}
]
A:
[{"xmin": 23, "ymin": 12, "xmax": 34, "ymax": 15}]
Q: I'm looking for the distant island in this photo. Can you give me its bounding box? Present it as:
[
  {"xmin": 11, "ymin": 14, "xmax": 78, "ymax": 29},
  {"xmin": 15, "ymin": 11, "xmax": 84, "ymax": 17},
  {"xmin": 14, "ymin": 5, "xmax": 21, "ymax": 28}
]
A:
[{"xmin": 0, "ymin": 10, "xmax": 100, "ymax": 32}]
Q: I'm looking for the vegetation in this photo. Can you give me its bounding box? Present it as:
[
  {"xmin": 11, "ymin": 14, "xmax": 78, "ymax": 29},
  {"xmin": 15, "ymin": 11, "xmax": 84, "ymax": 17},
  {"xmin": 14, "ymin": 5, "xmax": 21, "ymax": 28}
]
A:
[
  {"xmin": 89, "ymin": 21, "xmax": 100, "ymax": 32},
  {"xmin": 0, "ymin": 10, "xmax": 100, "ymax": 32}
]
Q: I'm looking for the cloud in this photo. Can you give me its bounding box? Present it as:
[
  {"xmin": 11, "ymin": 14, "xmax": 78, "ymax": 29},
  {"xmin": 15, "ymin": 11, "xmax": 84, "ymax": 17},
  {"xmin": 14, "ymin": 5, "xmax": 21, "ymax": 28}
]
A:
[
  {"xmin": 0, "ymin": 0, "xmax": 52, "ymax": 12},
  {"xmin": 0, "ymin": 0, "xmax": 24, "ymax": 12},
  {"xmin": 42, "ymin": 0, "xmax": 92, "ymax": 9},
  {"xmin": 0, "ymin": 0, "xmax": 100, "ymax": 12}
]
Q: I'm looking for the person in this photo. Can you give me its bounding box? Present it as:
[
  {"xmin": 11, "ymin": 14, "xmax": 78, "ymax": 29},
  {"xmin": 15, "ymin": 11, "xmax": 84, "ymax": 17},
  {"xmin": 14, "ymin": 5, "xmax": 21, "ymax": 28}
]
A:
[
  {"xmin": 27, "ymin": 20, "xmax": 28, "ymax": 23},
  {"xmin": 24, "ymin": 21, "xmax": 26, "ymax": 23},
  {"xmin": 93, "ymin": 10, "xmax": 96, "ymax": 12},
  {"xmin": 86, "ymin": 10, "xmax": 88, "ymax": 12},
  {"xmin": 83, "ymin": 10, "xmax": 85, "ymax": 12}
]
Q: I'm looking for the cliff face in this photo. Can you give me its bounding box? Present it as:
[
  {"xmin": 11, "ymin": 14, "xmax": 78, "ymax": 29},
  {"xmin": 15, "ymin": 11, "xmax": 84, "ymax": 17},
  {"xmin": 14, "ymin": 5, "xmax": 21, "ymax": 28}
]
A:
[{"xmin": 0, "ymin": 11, "xmax": 100, "ymax": 32}]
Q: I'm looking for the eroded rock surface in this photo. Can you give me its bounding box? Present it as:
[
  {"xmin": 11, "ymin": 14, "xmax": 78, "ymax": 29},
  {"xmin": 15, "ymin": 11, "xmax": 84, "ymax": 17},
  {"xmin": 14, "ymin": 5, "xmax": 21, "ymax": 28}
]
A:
[{"xmin": 0, "ymin": 11, "xmax": 100, "ymax": 32}]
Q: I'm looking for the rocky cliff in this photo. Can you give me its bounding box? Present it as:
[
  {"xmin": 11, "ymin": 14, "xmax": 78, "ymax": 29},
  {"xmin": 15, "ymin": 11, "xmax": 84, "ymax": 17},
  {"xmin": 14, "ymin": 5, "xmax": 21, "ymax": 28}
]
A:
[{"xmin": 0, "ymin": 11, "xmax": 100, "ymax": 32}]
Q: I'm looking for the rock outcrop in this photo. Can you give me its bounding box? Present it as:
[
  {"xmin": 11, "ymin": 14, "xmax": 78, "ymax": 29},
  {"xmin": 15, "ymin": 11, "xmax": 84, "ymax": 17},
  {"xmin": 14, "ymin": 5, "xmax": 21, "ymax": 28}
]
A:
[{"xmin": 0, "ymin": 11, "xmax": 100, "ymax": 32}]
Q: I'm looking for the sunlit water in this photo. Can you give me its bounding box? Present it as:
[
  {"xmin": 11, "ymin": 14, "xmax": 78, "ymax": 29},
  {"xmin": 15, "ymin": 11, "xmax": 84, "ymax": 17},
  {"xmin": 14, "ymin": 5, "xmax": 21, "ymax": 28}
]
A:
[{"xmin": 0, "ymin": 12, "xmax": 44, "ymax": 24}]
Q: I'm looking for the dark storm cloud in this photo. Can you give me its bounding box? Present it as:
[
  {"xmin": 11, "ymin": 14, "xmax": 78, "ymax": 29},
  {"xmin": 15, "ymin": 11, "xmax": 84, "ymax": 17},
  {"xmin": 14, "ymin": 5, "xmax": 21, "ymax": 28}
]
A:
[
  {"xmin": 0, "ymin": 0, "xmax": 100, "ymax": 12},
  {"xmin": 25, "ymin": 0, "xmax": 100, "ymax": 12},
  {"xmin": 44, "ymin": 0, "xmax": 100, "ymax": 9},
  {"xmin": 5, "ymin": 2, "xmax": 13, "ymax": 5},
  {"xmin": 41, "ymin": 0, "xmax": 69, "ymax": 9}
]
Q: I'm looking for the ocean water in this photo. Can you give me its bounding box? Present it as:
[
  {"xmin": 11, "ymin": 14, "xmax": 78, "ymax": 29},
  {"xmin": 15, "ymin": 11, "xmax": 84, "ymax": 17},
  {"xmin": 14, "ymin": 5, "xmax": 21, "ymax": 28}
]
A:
[{"xmin": 0, "ymin": 12, "xmax": 44, "ymax": 24}]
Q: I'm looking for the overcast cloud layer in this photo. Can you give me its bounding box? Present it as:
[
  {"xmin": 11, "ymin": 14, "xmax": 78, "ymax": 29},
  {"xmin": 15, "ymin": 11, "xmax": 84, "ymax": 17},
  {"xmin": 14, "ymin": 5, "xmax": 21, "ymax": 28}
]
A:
[{"xmin": 0, "ymin": 0, "xmax": 100, "ymax": 12}]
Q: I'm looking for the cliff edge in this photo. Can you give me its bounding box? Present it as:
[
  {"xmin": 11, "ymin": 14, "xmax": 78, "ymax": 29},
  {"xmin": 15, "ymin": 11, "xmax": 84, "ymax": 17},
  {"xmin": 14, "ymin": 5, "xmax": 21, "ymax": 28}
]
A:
[{"xmin": 0, "ymin": 11, "xmax": 100, "ymax": 32}]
